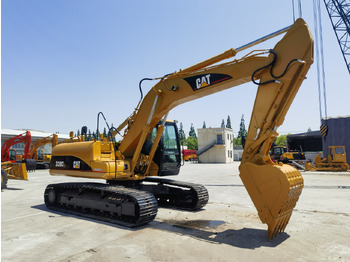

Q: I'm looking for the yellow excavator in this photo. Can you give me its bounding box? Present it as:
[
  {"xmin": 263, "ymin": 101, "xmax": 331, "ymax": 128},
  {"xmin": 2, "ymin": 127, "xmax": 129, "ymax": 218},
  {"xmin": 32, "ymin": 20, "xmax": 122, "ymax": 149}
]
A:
[
  {"xmin": 45, "ymin": 18, "xmax": 313, "ymax": 239},
  {"xmin": 29, "ymin": 134, "xmax": 58, "ymax": 169}
]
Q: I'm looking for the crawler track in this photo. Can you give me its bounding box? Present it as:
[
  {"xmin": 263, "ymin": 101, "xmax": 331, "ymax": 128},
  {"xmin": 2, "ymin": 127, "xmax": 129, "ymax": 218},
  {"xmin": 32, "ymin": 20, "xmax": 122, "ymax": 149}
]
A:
[
  {"xmin": 44, "ymin": 178, "xmax": 209, "ymax": 227},
  {"xmin": 140, "ymin": 177, "xmax": 209, "ymax": 210},
  {"xmin": 44, "ymin": 183, "xmax": 158, "ymax": 227}
]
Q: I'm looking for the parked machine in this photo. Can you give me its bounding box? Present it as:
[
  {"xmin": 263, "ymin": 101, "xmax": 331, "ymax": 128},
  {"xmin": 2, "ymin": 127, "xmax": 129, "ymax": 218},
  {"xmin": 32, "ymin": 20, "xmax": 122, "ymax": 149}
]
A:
[
  {"xmin": 270, "ymin": 145, "xmax": 306, "ymax": 169},
  {"xmin": 182, "ymin": 149, "xmax": 198, "ymax": 162},
  {"xmin": 1, "ymin": 161, "xmax": 28, "ymax": 190},
  {"xmin": 45, "ymin": 18, "xmax": 313, "ymax": 239},
  {"xmin": 270, "ymin": 145, "xmax": 305, "ymax": 162},
  {"xmin": 29, "ymin": 134, "xmax": 58, "ymax": 169},
  {"xmin": 305, "ymin": 146, "xmax": 349, "ymax": 171},
  {"xmin": 1, "ymin": 131, "xmax": 36, "ymax": 189},
  {"xmin": 2, "ymin": 131, "xmax": 31, "ymax": 163}
]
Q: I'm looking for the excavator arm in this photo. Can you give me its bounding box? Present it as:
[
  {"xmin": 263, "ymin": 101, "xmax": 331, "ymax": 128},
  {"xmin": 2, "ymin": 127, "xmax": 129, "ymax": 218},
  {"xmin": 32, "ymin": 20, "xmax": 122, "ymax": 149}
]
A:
[{"xmin": 238, "ymin": 21, "xmax": 313, "ymax": 238}]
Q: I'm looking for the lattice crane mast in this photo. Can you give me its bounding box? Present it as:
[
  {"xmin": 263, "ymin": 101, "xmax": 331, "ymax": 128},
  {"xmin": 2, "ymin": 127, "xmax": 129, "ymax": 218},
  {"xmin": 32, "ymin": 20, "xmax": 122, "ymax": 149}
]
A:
[{"xmin": 323, "ymin": 0, "xmax": 350, "ymax": 75}]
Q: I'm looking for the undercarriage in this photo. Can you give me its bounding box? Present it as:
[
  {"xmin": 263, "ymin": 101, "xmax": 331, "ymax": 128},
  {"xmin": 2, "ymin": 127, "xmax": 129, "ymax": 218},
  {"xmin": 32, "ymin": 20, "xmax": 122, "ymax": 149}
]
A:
[{"xmin": 44, "ymin": 177, "xmax": 209, "ymax": 227}]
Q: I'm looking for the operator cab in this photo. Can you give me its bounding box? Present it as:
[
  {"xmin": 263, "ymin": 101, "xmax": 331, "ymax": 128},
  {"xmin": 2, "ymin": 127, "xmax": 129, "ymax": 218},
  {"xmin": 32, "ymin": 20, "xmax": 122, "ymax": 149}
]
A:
[
  {"xmin": 142, "ymin": 121, "xmax": 181, "ymax": 176},
  {"xmin": 9, "ymin": 149, "xmax": 17, "ymax": 162},
  {"xmin": 37, "ymin": 150, "xmax": 44, "ymax": 161}
]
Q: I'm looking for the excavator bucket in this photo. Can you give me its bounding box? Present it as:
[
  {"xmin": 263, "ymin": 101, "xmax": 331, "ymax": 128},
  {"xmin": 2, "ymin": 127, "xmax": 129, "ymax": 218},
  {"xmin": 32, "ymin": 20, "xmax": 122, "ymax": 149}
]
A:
[{"xmin": 239, "ymin": 162, "xmax": 303, "ymax": 240}]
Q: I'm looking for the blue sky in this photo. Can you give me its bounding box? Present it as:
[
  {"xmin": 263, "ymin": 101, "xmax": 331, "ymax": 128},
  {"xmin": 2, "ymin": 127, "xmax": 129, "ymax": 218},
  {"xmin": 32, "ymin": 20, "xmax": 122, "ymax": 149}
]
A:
[{"xmin": 2, "ymin": 0, "xmax": 349, "ymax": 137}]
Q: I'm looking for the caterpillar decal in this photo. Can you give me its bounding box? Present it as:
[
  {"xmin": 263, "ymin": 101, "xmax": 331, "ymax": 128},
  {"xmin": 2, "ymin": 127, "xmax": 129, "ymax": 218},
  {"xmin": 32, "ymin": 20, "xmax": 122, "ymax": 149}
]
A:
[
  {"xmin": 51, "ymin": 156, "xmax": 92, "ymax": 171},
  {"xmin": 184, "ymin": 73, "xmax": 232, "ymax": 91}
]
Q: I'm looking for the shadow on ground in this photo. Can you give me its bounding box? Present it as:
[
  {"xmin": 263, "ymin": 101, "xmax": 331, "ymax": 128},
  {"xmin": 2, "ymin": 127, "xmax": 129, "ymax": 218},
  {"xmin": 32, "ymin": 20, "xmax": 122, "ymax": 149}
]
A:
[
  {"xmin": 2, "ymin": 187, "xmax": 24, "ymax": 191},
  {"xmin": 155, "ymin": 219, "xmax": 289, "ymax": 249},
  {"xmin": 31, "ymin": 204, "xmax": 289, "ymax": 249}
]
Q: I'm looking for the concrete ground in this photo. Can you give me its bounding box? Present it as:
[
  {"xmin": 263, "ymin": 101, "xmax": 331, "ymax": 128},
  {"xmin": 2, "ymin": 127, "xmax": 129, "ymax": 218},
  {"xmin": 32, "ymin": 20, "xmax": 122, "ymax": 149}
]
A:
[{"xmin": 1, "ymin": 162, "xmax": 350, "ymax": 262}]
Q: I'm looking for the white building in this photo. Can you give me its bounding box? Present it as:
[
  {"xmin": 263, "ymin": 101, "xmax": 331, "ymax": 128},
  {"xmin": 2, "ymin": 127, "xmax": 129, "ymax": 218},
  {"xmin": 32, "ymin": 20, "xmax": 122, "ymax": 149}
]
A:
[
  {"xmin": 197, "ymin": 127, "xmax": 234, "ymax": 163},
  {"xmin": 1, "ymin": 129, "xmax": 70, "ymax": 155}
]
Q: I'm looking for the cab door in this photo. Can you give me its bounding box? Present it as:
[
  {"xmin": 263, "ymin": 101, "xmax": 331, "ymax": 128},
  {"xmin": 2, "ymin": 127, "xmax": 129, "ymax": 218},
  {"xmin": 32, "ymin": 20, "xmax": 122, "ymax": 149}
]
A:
[{"xmin": 159, "ymin": 122, "xmax": 181, "ymax": 176}]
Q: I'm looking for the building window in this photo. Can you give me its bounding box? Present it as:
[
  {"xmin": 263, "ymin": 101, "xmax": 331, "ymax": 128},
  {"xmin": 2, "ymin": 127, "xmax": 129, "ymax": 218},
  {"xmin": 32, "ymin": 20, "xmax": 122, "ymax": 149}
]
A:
[{"xmin": 217, "ymin": 135, "xmax": 223, "ymax": 145}]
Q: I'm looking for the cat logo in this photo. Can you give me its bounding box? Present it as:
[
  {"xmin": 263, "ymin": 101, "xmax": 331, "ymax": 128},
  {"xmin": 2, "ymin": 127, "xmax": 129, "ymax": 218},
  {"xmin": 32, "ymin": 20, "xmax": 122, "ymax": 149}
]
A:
[
  {"xmin": 196, "ymin": 74, "xmax": 211, "ymax": 90},
  {"xmin": 73, "ymin": 161, "xmax": 81, "ymax": 169},
  {"xmin": 184, "ymin": 73, "xmax": 232, "ymax": 91}
]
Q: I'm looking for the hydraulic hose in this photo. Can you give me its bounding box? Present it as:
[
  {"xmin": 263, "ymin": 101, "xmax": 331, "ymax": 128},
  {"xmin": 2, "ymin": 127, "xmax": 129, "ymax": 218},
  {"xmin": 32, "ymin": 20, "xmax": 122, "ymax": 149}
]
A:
[
  {"xmin": 139, "ymin": 78, "xmax": 154, "ymax": 101},
  {"xmin": 251, "ymin": 49, "xmax": 303, "ymax": 85}
]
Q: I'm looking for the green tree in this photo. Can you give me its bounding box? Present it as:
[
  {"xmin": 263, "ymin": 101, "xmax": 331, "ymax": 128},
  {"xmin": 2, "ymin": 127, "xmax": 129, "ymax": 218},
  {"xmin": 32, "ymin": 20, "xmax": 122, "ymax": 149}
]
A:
[
  {"xmin": 226, "ymin": 115, "xmax": 232, "ymax": 128},
  {"xmin": 233, "ymin": 137, "xmax": 241, "ymax": 146},
  {"xmin": 238, "ymin": 114, "xmax": 247, "ymax": 140},
  {"xmin": 95, "ymin": 129, "xmax": 100, "ymax": 140},
  {"xmin": 274, "ymin": 134, "xmax": 291, "ymax": 146},
  {"xmin": 189, "ymin": 123, "xmax": 197, "ymax": 138},
  {"xmin": 103, "ymin": 127, "xmax": 107, "ymax": 138},
  {"xmin": 186, "ymin": 123, "xmax": 198, "ymax": 150},
  {"xmin": 87, "ymin": 129, "xmax": 92, "ymax": 141},
  {"xmin": 202, "ymin": 121, "xmax": 206, "ymax": 128},
  {"xmin": 186, "ymin": 136, "xmax": 198, "ymax": 150},
  {"xmin": 221, "ymin": 119, "xmax": 225, "ymax": 128},
  {"xmin": 179, "ymin": 122, "xmax": 186, "ymax": 145}
]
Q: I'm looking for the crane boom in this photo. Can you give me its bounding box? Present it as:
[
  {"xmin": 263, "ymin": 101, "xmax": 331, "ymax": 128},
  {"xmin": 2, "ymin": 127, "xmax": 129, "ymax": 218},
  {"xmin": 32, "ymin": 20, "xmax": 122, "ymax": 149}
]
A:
[{"xmin": 323, "ymin": 0, "xmax": 350, "ymax": 74}]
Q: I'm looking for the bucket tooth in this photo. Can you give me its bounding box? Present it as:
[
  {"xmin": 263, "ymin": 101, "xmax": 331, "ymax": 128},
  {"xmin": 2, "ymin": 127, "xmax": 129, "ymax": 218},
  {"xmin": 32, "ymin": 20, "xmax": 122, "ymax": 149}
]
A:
[
  {"xmin": 280, "ymin": 213, "xmax": 290, "ymax": 232},
  {"xmin": 240, "ymin": 162, "xmax": 303, "ymax": 239}
]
